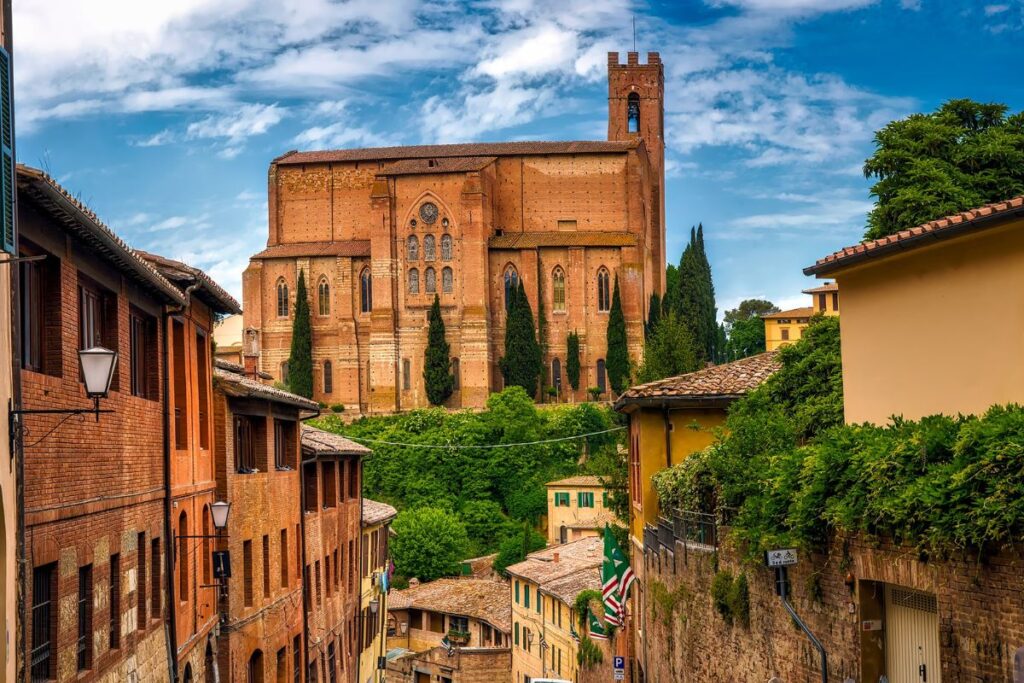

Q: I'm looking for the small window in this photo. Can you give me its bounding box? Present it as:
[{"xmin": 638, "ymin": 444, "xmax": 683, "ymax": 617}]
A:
[
  {"xmin": 196, "ymin": 329, "xmax": 210, "ymax": 449},
  {"xmin": 524, "ymin": 586, "xmax": 530, "ymax": 609},
  {"xmin": 130, "ymin": 310, "xmax": 157, "ymax": 399},
  {"xmin": 77, "ymin": 564, "xmax": 93, "ymax": 671},
  {"xmin": 136, "ymin": 532, "xmax": 147, "ymax": 626},
  {"xmin": 597, "ymin": 268, "xmax": 610, "ymax": 312},
  {"xmin": 322, "ymin": 461, "xmax": 337, "ymax": 509},
  {"xmin": 360, "ymin": 268, "xmax": 372, "ymax": 313},
  {"xmin": 304, "ymin": 463, "xmax": 318, "ymax": 513},
  {"xmin": 276, "ymin": 279, "xmax": 289, "ymax": 318},
  {"xmin": 552, "ymin": 267, "xmax": 566, "ymax": 312},
  {"xmin": 442, "ymin": 266, "xmax": 453, "ymax": 293},
  {"xmin": 19, "ymin": 243, "xmax": 62, "ymax": 376},
  {"xmin": 323, "ymin": 360, "xmax": 333, "ymax": 394},
  {"xmin": 425, "ymin": 267, "xmax": 436, "ymax": 294},
  {"xmin": 781, "ymin": 328, "xmax": 790, "ymax": 341},
  {"xmin": 178, "ymin": 511, "xmax": 188, "ymax": 599},
  {"xmin": 407, "ymin": 235, "xmax": 419, "ymax": 261},
  {"xmin": 504, "ymin": 266, "xmax": 519, "ymax": 311},
  {"xmin": 451, "ymin": 358, "xmax": 460, "ymax": 391},
  {"xmin": 552, "ymin": 358, "xmax": 562, "ymax": 391},
  {"xmin": 832, "ymin": 291, "xmax": 839, "ymax": 311},
  {"xmin": 441, "ymin": 234, "xmax": 453, "ymax": 261},
  {"xmin": 596, "ymin": 359, "xmax": 607, "ymax": 393},
  {"xmin": 151, "ymin": 539, "xmax": 161, "ymax": 616},
  {"xmin": 408, "ymin": 268, "xmax": 420, "ymax": 295},
  {"xmin": 237, "ymin": 415, "xmax": 268, "ymax": 473},
  {"xmin": 280, "ymin": 361, "xmax": 290, "ymax": 385},
  {"xmin": 318, "ymin": 278, "xmax": 330, "ymax": 316},
  {"xmin": 243, "ymin": 540, "xmax": 254, "ymax": 607},
  {"xmin": 627, "ymin": 92, "xmax": 640, "ymax": 133},
  {"xmin": 402, "ymin": 359, "xmax": 411, "ymax": 391},
  {"xmin": 262, "ymin": 535, "xmax": 271, "ymax": 598},
  {"xmin": 554, "ymin": 492, "xmax": 570, "ymax": 507},
  {"xmin": 424, "ymin": 234, "xmax": 436, "ymax": 261},
  {"xmin": 280, "ymin": 529, "xmax": 289, "ymax": 588},
  {"xmin": 109, "ymin": 553, "xmax": 121, "ymax": 649},
  {"xmin": 31, "ymin": 563, "xmax": 57, "ymax": 681},
  {"xmin": 578, "ymin": 491, "xmax": 595, "ymax": 508}
]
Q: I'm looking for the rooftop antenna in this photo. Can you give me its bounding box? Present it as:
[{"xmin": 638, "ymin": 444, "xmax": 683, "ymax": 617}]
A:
[{"xmin": 632, "ymin": 16, "xmax": 636, "ymax": 52}]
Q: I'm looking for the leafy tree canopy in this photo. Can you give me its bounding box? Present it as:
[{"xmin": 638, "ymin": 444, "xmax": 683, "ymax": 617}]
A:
[
  {"xmin": 493, "ymin": 524, "xmax": 547, "ymax": 576},
  {"xmin": 637, "ymin": 311, "xmax": 700, "ymax": 384},
  {"xmin": 723, "ymin": 299, "xmax": 779, "ymax": 361},
  {"xmin": 390, "ymin": 508, "xmax": 470, "ymax": 581}
]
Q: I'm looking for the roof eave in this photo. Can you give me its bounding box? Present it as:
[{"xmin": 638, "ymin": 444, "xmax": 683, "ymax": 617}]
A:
[{"xmin": 613, "ymin": 394, "xmax": 742, "ymax": 413}]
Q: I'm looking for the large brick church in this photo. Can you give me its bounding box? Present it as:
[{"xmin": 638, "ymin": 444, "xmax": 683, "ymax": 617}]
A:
[{"xmin": 242, "ymin": 52, "xmax": 666, "ymax": 413}]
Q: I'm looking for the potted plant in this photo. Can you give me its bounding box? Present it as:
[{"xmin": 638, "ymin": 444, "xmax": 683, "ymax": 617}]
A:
[
  {"xmin": 587, "ymin": 386, "xmax": 602, "ymax": 402},
  {"xmin": 447, "ymin": 628, "xmax": 471, "ymax": 645}
]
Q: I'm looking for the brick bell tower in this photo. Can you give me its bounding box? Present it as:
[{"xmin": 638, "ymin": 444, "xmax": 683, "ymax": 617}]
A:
[{"xmin": 608, "ymin": 51, "xmax": 666, "ymax": 293}]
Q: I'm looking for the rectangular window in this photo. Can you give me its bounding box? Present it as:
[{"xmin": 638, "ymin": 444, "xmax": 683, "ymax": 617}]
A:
[
  {"xmin": 578, "ymin": 492, "xmax": 594, "ymax": 508},
  {"xmin": 304, "ymin": 463, "xmax": 318, "ymax": 513},
  {"xmin": 818, "ymin": 293, "xmax": 826, "ymax": 311},
  {"xmin": 327, "ymin": 643, "xmax": 337, "ymax": 683},
  {"xmin": 554, "ymin": 492, "xmax": 570, "ymax": 507},
  {"xmin": 515, "ymin": 580, "xmax": 520, "ymax": 603},
  {"xmin": 428, "ymin": 612, "xmax": 444, "ymax": 633},
  {"xmin": 322, "ymin": 461, "xmax": 337, "ymax": 508},
  {"xmin": 274, "ymin": 419, "xmax": 297, "ymax": 470},
  {"xmin": 280, "ymin": 529, "xmax": 289, "ymax": 588},
  {"xmin": 77, "ymin": 564, "xmax": 93, "ymax": 671},
  {"xmin": 136, "ymin": 533, "xmax": 147, "ymax": 626},
  {"xmin": 243, "ymin": 540, "xmax": 253, "ymax": 607},
  {"xmin": 402, "ymin": 359, "xmax": 411, "ymax": 390},
  {"xmin": 129, "ymin": 310, "xmax": 157, "ymax": 400},
  {"xmin": 361, "ymin": 534, "xmax": 368, "ymax": 577},
  {"xmin": 832, "ymin": 291, "xmax": 839, "ymax": 311},
  {"xmin": 524, "ymin": 585, "xmax": 530, "ymax": 609},
  {"xmin": 196, "ymin": 330, "xmax": 210, "ymax": 448},
  {"xmin": 263, "ymin": 535, "xmax": 271, "ymax": 598},
  {"xmin": 276, "ymin": 647, "xmax": 288, "ymax": 683},
  {"xmin": 536, "ymin": 591, "xmax": 542, "ymax": 614},
  {"xmin": 293, "ymin": 635, "xmax": 302, "ymax": 683},
  {"xmin": 109, "ymin": 554, "xmax": 121, "ymax": 650},
  {"xmin": 235, "ymin": 415, "xmax": 267, "ymax": 473},
  {"xmin": 303, "ymin": 565, "xmax": 311, "ymax": 613},
  {"xmin": 172, "ymin": 318, "xmax": 188, "ymax": 447},
  {"xmin": 602, "ymin": 491, "xmax": 609, "ymax": 507},
  {"xmin": 348, "ymin": 539, "xmax": 354, "ymax": 587},
  {"xmin": 31, "ymin": 563, "xmax": 57, "ymax": 681},
  {"xmin": 19, "ymin": 245, "xmax": 62, "ymax": 375},
  {"xmin": 514, "ymin": 622, "xmax": 519, "ymax": 646},
  {"xmin": 151, "ymin": 539, "xmax": 161, "ymax": 617},
  {"xmin": 79, "ymin": 276, "xmax": 119, "ymax": 389},
  {"xmin": 325, "ymin": 554, "xmax": 331, "ymax": 598},
  {"xmin": 315, "ymin": 560, "xmax": 322, "ymax": 605},
  {"xmin": 449, "ymin": 615, "xmax": 468, "ymax": 633},
  {"xmin": 781, "ymin": 328, "xmax": 790, "ymax": 341},
  {"xmin": 348, "ymin": 461, "xmax": 359, "ymax": 499},
  {"xmin": 333, "ymin": 549, "xmax": 339, "ymax": 589}
]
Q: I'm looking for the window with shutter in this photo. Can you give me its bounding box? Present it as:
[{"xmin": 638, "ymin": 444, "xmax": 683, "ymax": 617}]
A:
[{"xmin": 0, "ymin": 47, "xmax": 13, "ymax": 254}]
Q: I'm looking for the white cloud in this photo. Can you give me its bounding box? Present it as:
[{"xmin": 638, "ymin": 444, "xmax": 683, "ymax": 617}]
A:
[
  {"xmin": 293, "ymin": 122, "xmax": 398, "ymax": 150},
  {"xmin": 421, "ymin": 81, "xmax": 558, "ymax": 142},
  {"xmin": 984, "ymin": 4, "xmax": 1010, "ymax": 15},
  {"xmin": 186, "ymin": 103, "xmax": 286, "ymax": 143},
  {"xmin": 708, "ymin": 0, "xmax": 877, "ymax": 14},
  {"xmin": 729, "ymin": 196, "xmax": 872, "ymax": 233},
  {"xmin": 475, "ymin": 24, "xmax": 579, "ymax": 79}
]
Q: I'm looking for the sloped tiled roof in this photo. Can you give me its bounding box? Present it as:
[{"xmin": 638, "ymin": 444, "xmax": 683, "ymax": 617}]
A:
[
  {"xmin": 251, "ymin": 240, "xmax": 371, "ymax": 260},
  {"xmin": 546, "ymin": 475, "xmax": 604, "ymax": 488},
  {"xmin": 387, "ymin": 578, "xmax": 510, "ymax": 633},
  {"xmin": 614, "ymin": 352, "xmax": 780, "ymax": 411},
  {"xmin": 566, "ymin": 511, "xmax": 618, "ymax": 531},
  {"xmin": 362, "ymin": 498, "xmax": 398, "ymax": 526},
  {"xmin": 276, "ymin": 140, "xmax": 639, "ymax": 165},
  {"xmin": 381, "ymin": 157, "xmax": 497, "ymax": 176},
  {"xmin": 543, "ymin": 566, "xmax": 601, "ymax": 605},
  {"xmin": 489, "ymin": 231, "xmax": 637, "ymax": 249},
  {"xmin": 137, "ymin": 250, "xmax": 241, "ymax": 314},
  {"xmin": 801, "ymin": 281, "xmax": 837, "ymax": 294},
  {"xmin": 301, "ymin": 425, "xmax": 371, "ymax": 456},
  {"xmin": 805, "ymin": 196, "xmax": 1024, "ymax": 276},
  {"xmin": 506, "ymin": 536, "xmax": 603, "ymax": 588},
  {"xmin": 761, "ymin": 307, "xmax": 813, "ymax": 320},
  {"xmin": 214, "ymin": 367, "xmax": 320, "ymax": 411}
]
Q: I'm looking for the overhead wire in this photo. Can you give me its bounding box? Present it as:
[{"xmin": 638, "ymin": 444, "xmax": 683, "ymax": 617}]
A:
[{"xmin": 337, "ymin": 426, "xmax": 626, "ymax": 450}]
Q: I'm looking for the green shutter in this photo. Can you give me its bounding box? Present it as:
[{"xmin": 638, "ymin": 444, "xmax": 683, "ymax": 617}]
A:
[
  {"xmin": 515, "ymin": 581, "xmax": 520, "ymax": 603},
  {"xmin": 602, "ymin": 491, "xmax": 609, "ymax": 507},
  {"xmin": 0, "ymin": 46, "xmax": 13, "ymax": 255},
  {"xmin": 524, "ymin": 586, "xmax": 530, "ymax": 608},
  {"xmin": 515, "ymin": 622, "xmax": 520, "ymax": 645}
]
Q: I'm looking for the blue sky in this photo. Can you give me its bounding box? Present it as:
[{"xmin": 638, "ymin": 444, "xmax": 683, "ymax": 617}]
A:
[{"xmin": 12, "ymin": 0, "xmax": 1024, "ymax": 312}]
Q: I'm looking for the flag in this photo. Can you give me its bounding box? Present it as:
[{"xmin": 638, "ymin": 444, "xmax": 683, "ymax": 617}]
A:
[
  {"xmin": 570, "ymin": 623, "xmax": 581, "ymax": 644},
  {"xmin": 601, "ymin": 528, "xmax": 624, "ymax": 627},
  {"xmin": 603, "ymin": 524, "xmax": 636, "ymax": 600},
  {"xmin": 539, "ymin": 633, "xmax": 548, "ymax": 649},
  {"xmin": 440, "ymin": 635, "xmax": 454, "ymax": 656},
  {"xmin": 587, "ymin": 609, "xmax": 609, "ymax": 641}
]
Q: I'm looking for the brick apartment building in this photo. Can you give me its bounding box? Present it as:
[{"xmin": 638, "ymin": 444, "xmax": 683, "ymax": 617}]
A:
[
  {"xmin": 242, "ymin": 51, "xmax": 666, "ymax": 414},
  {"xmin": 16, "ymin": 164, "xmax": 186, "ymax": 681},
  {"xmin": 299, "ymin": 426, "xmax": 368, "ymax": 682},
  {"xmin": 139, "ymin": 252, "xmax": 242, "ymax": 680}
]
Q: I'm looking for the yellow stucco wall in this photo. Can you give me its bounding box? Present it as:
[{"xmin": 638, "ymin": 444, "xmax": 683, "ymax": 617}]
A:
[
  {"xmin": 545, "ymin": 483, "xmax": 610, "ymax": 544},
  {"xmin": 510, "ymin": 578, "xmax": 578, "ymax": 683},
  {"xmin": 629, "ymin": 407, "xmax": 726, "ymax": 542},
  {"xmin": 764, "ymin": 318, "xmax": 808, "ymax": 351},
  {"xmin": 359, "ymin": 520, "xmax": 390, "ymax": 683},
  {"xmin": 830, "ymin": 217, "xmax": 1024, "ymax": 424}
]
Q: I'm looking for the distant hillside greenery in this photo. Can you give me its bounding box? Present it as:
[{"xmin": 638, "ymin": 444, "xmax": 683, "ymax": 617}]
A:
[{"xmin": 312, "ymin": 387, "xmax": 627, "ymax": 577}]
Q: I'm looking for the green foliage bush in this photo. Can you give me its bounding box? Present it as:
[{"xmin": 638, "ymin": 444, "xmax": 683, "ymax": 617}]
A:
[
  {"xmin": 390, "ymin": 508, "xmax": 469, "ymax": 581},
  {"xmin": 330, "ymin": 403, "xmax": 345, "ymax": 413},
  {"xmin": 493, "ymin": 524, "xmax": 546, "ymax": 576},
  {"xmin": 577, "ymin": 636, "xmax": 604, "ymax": 669},
  {"xmin": 710, "ymin": 570, "xmax": 733, "ymax": 623}
]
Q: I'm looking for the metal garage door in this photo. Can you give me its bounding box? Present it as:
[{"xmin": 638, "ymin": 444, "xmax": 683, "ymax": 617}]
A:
[{"xmin": 884, "ymin": 585, "xmax": 941, "ymax": 683}]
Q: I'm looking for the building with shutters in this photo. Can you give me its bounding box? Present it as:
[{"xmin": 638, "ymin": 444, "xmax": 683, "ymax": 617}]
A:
[
  {"xmin": 358, "ymin": 498, "xmax": 397, "ymax": 683},
  {"xmin": 762, "ymin": 280, "xmax": 839, "ymax": 351},
  {"xmin": 242, "ymin": 52, "xmax": 666, "ymax": 413},
  {"xmin": 544, "ymin": 475, "xmax": 613, "ymax": 545}
]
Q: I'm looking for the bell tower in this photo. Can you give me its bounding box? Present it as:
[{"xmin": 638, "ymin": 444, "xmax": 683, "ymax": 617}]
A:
[{"xmin": 608, "ymin": 51, "xmax": 665, "ymax": 292}]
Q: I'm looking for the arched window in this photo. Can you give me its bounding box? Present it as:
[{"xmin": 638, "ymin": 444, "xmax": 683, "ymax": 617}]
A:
[
  {"xmin": 504, "ymin": 266, "xmax": 519, "ymax": 311},
  {"xmin": 317, "ymin": 277, "xmax": 330, "ymax": 316},
  {"xmin": 597, "ymin": 268, "xmax": 610, "ymax": 312},
  {"xmin": 360, "ymin": 268, "xmax": 372, "ymax": 313},
  {"xmin": 280, "ymin": 361, "xmax": 289, "ymax": 384},
  {"xmin": 178, "ymin": 511, "xmax": 188, "ymax": 598},
  {"xmin": 408, "ymin": 268, "xmax": 420, "ymax": 294},
  {"xmin": 183, "ymin": 664, "xmax": 193, "ymax": 683},
  {"xmin": 442, "ymin": 267, "xmax": 453, "ymax": 293},
  {"xmin": 596, "ymin": 359, "xmax": 607, "ymax": 393},
  {"xmin": 627, "ymin": 92, "xmax": 640, "ymax": 134},
  {"xmin": 424, "ymin": 234, "xmax": 436, "ymax": 261},
  {"xmin": 248, "ymin": 650, "xmax": 264, "ymax": 683},
  {"xmin": 202, "ymin": 506, "xmax": 211, "ymax": 587},
  {"xmin": 323, "ymin": 360, "xmax": 333, "ymax": 394},
  {"xmin": 276, "ymin": 279, "xmax": 289, "ymax": 318},
  {"xmin": 552, "ymin": 267, "xmax": 566, "ymax": 312},
  {"xmin": 441, "ymin": 234, "xmax": 453, "ymax": 261},
  {"xmin": 407, "ymin": 235, "xmax": 419, "ymax": 261},
  {"xmin": 552, "ymin": 358, "xmax": 562, "ymax": 391},
  {"xmin": 452, "ymin": 358, "xmax": 460, "ymax": 391},
  {"xmin": 425, "ymin": 267, "xmax": 436, "ymax": 294}
]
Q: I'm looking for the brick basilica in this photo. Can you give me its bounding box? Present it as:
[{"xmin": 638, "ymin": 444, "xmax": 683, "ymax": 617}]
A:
[{"xmin": 242, "ymin": 52, "xmax": 666, "ymax": 413}]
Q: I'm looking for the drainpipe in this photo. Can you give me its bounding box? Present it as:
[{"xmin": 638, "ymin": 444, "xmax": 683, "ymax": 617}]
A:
[{"xmin": 662, "ymin": 404, "xmax": 672, "ymax": 468}]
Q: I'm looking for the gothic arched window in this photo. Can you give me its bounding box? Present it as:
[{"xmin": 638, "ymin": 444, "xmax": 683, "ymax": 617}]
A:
[
  {"xmin": 504, "ymin": 266, "xmax": 519, "ymax": 311},
  {"xmin": 408, "ymin": 268, "xmax": 420, "ymax": 294},
  {"xmin": 552, "ymin": 267, "xmax": 566, "ymax": 312},
  {"xmin": 596, "ymin": 358, "xmax": 607, "ymax": 393},
  {"xmin": 441, "ymin": 234, "xmax": 453, "ymax": 261},
  {"xmin": 317, "ymin": 277, "xmax": 330, "ymax": 316},
  {"xmin": 627, "ymin": 92, "xmax": 640, "ymax": 134},
  {"xmin": 452, "ymin": 358, "xmax": 460, "ymax": 391},
  {"xmin": 276, "ymin": 279, "xmax": 289, "ymax": 318},
  {"xmin": 407, "ymin": 235, "xmax": 419, "ymax": 261},
  {"xmin": 425, "ymin": 267, "xmax": 437, "ymax": 294},
  {"xmin": 424, "ymin": 234, "xmax": 436, "ymax": 261},
  {"xmin": 597, "ymin": 268, "xmax": 611, "ymax": 312},
  {"xmin": 323, "ymin": 360, "xmax": 333, "ymax": 394},
  {"xmin": 360, "ymin": 268, "xmax": 372, "ymax": 313},
  {"xmin": 442, "ymin": 267, "xmax": 453, "ymax": 293},
  {"xmin": 552, "ymin": 357, "xmax": 562, "ymax": 392}
]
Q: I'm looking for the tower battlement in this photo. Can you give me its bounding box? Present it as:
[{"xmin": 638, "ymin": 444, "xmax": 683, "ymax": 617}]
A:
[{"xmin": 607, "ymin": 51, "xmax": 662, "ymax": 67}]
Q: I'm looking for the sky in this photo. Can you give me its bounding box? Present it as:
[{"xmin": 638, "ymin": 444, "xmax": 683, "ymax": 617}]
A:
[{"xmin": 11, "ymin": 0, "xmax": 1024, "ymax": 313}]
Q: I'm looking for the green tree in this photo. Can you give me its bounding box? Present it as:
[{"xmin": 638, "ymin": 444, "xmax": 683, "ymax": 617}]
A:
[
  {"xmin": 566, "ymin": 332, "xmax": 581, "ymax": 391},
  {"xmin": 287, "ymin": 270, "xmax": 313, "ymax": 398},
  {"xmin": 423, "ymin": 294, "xmax": 454, "ymax": 405},
  {"xmin": 863, "ymin": 99, "xmax": 1024, "ymax": 240},
  {"xmin": 493, "ymin": 522, "xmax": 547, "ymax": 576},
  {"xmin": 500, "ymin": 281, "xmax": 542, "ymax": 397},
  {"xmin": 605, "ymin": 276, "xmax": 630, "ymax": 394},
  {"xmin": 695, "ymin": 224, "xmax": 719, "ymax": 361},
  {"xmin": 674, "ymin": 227, "xmax": 715, "ymax": 361},
  {"xmin": 724, "ymin": 299, "xmax": 779, "ymax": 360},
  {"xmin": 637, "ymin": 312, "xmax": 699, "ymax": 383},
  {"xmin": 390, "ymin": 508, "xmax": 469, "ymax": 581},
  {"xmin": 645, "ymin": 292, "xmax": 661, "ymax": 339},
  {"xmin": 459, "ymin": 500, "xmax": 517, "ymax": 557},
  {"xmin": 662, "ymin": 264, "xmax": 680, "ymax": 319}
]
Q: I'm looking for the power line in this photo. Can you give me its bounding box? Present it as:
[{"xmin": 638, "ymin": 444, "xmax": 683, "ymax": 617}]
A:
[{"xmin": 338, "ymin": 426, "xmax": 626, "ymax": 450}]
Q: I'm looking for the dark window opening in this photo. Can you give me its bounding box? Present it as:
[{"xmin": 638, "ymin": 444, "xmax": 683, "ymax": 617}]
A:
[
  {"xmin": 248, "ymin": 649, "xmax": 264, "ymax": 683},
  {"xmin": 262, "ymin": 535, "xmax": 271, "ymax": 598},
  {"xmin": 304, "ymin": 462, "xmax": 318, "ymax": 513},
  {"xmin": 323, "ymin": 360, "xmax": 333, "ymax": 394},
  {"xmin": 402, "ymin": 359, "xmax": 411, "ymax": 391},
  {"xmin": 597, "ymin": 268, "xmax": 610, "ymax": 312},
  {"xmin": 276, "ymin": 280, "xmax": 289, "ymax": 318},
  {"xmin": 77, "ymin": 564, "xmax": 93, "ymax": 671},
  {"xmin": 627, "ymin": 92, "xmax": 640, "ymax": 133},
  {"xmin": 136, "ymin": 532, "xmax": 147, "ymax": 626},
  {"xmin": 31, "ymin": 562, "xmax": 57, "ymax": 682},
  {"xmin": 151, "ymin": 539, "xmax": 161, "ymax": 616},
  {"xmin": 322, "ymin": 461, "xmax": 337, "ymax": 509},
  {"xmin": 552, "ymin": 358, "xmax": 562, "ymax": 392},
  {"xmin": 130, "ymin": 309, "xmax": 158, "ymax": 400},
  {"xmin": 318, "ymin": 278, "xmax": 330, "ymax": 316},
  {"xmin": 274, "ymin": 419, "xmax": 296, "ymax": 471},
  {"xmin": 596, "ymin": 359, "xmax": 607, "ymax": 393},
  {"xmin": 504, "ymin": 266, "xmax": 518, "ymax": 311},
  {"xmin": 178, "ymin": 511, "xmax": 188, "ymax": 599},
  {"xmin": 360, "ymin": 268, "xmax": 372, "ymax": 313},
  {"xmin": 19, "ymin": 243, "xmax": 62, "ymax": 376},
  {"xmin": 452, "ymin": 358, "xmax": 460, "ymax": 391},
  {"xmin": 172, "ymin": 318, "xmax": 188, "ymax": 449},
  {"xmin": 280, "ymin": 529, "xmax": 289, "ymax": 588},
  {"xmin": 243, "ymin": 540, "xmax": 254, "ymax": 607},
  {"xmin": 109, "ymin": 554, "xmax": 121, "ymax": 650},
  {"xmin": 196, "ymin": 329, "xmax": 210, "ymax": 448},
  {"xmin": 78, "ymin": 275, "xmax": 119, "ymax": 390},
  {"xmin": 236, "ymin": 415, "xmax": 268, "ymax": 473}
]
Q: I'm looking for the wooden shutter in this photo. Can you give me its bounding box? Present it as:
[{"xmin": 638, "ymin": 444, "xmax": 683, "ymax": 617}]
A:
[{"xmin": 0, "ymin": 46, "xmax": 13, "ymax": 254}]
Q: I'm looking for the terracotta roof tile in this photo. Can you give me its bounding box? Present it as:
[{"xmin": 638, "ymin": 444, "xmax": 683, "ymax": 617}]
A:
[
  {"xmin": 362, "ymin": 498, "xmax": 398, "ymax": 526},
  {"xmin": 543, "ymin": 567, "xmax": 602, "ymax": 605},
  {"xmin": 800, "ymin": 281, "xmax": 838, "ymax": 294},
  {"xmin": 214, "ymin": 367, "xmax": 320, "ymax": 411},
  {"xmin": 614, "ymin": 352, "xmax": 780, "ymax": 411},
  {"xmin": 301, "ymin": 425, "xmax": 371, "ymax": 456},
  {"xmin": 806, "ymin": 196, "xmax": 1024, "ymax": 276},
  {"xmin": 137, "ymin": 250, "xmax": 241, "ymax": 314},
  {"xmin": 761, "ymin": 307, "xmax": 813, "ymax": 320},
  {"xmin": 489, "ymin": 231, "xmax": 637, "ymax": 249},
  {"xmin": 565, "ymin": 511, "xmax": 618, "ymax": 531},
  {"xmin": 546, "ymin": 475, "xmax": 604, "ymax": 487},
  {"xmin": 387, "ymin": 579, "xmax": 510, "ymax": 633},
  {"xmin": 251, "ymin": 240, "xmax": 371, "ymax": 260},
  {"xmin": 380, "ymin": 157, "xmax": 497, "ymax": 175},
  {"xmin": 506, "ymin": 536, "xmax": 603, "ymax": 588},
  {"xmin": 277, "ymin": 140, "xmax": 639, "ymax": 165}
]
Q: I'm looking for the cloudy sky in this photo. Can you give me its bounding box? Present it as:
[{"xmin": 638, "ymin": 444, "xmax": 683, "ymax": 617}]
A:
[{"xmin": 12, "ymin": 0, "xmax": 1024, "ymax": 311}]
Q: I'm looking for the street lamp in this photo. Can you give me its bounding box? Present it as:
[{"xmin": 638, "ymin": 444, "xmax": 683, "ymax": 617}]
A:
[
  {"xmin": 210, "ymin": 501, "xmax": 231, "ymax": 530},
  {"xmin": 369, "ymin": 598, "xmax": 380, "ymax": 615}
]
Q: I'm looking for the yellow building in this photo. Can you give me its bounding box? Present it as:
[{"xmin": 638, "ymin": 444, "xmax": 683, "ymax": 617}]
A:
[
  {"xmin": 360, "ymin": 499, "xmax": 398, "ymax": 683},
  {"xmin": 545, "ymin": 475, "xmax": 613, "ymax": 545},
  {"xmin": 213, "ymin": 312, "xmax": 244, "ymax": 364},
  {"xmin": 804, "ymin": 196, "xmax": 1024, "ymax": 424},
  {"xmin": 386, "ymin": 578, "xmax": 511, "ymax": 683},
  {"xmin": 507, "ymin": 536, "xmax": 613, "ymax": 683},
  {"xmin": 762, "ymin": 280, "xmax": 840, "ymax": 351}
]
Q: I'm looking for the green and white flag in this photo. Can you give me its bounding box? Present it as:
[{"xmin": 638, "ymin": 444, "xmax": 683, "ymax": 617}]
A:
[
  {"xmin": 602, "ymin": 525, "xmax": 634, "ymax": 626},
  {"xmin": 587, "ymin": 609, "xmax": 609, "ymax": 641}
]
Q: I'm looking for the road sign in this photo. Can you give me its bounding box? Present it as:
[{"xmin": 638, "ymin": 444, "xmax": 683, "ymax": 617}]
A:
[
  {"xmin": 212, "ymin": 550, "xmax": 231, "ymax": 579},
  {"xmin": 614, "ymin": 673, "xmax": 625, "ymax": 681},
  {"xmin": 613, "ymin": 657, "xmax": 625, "ymax": 669},
  {"xmin": 765, "ymin": 548, "xmax": 798, "ymax": 567}
]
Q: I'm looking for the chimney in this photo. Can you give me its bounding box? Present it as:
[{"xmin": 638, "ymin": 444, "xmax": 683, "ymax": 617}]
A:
[
  {"xmin": 553, "ymin": 552, "xmax": 560, "ymax": 563},
  {"xmin": 409, "ymin": 578, "xmax": 420, "ymax": 588}
]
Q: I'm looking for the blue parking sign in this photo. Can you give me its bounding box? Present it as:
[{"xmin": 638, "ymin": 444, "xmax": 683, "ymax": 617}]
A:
[{"xmin": 614, "ymin": 656, "xmax": 625, "ymax": 670}]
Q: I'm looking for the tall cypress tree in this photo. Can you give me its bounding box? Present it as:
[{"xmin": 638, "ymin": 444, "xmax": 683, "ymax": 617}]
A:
[
  {"xmin": 676, "ymin": 228, "xmax": 704, "ymax": 360},
  {"xmin": 499, "ymin": 281, "xmax": 541, "ymax": 397},
  {"xmin": 424, "ymin": 294, "xmax": 454, "ymax": 405},
  {"xmin": 662, "ymin": 264, "xmax": 680, "ymax": 319},
  {"xmin": 645, "ymin": 292, "xmax": 661, "ymax": 339},
  {"xmin": 696, "ymin": 224, "xmax": 718, "ymax": 361},
  {"xmin": 606, "ymin": 276, "xmax": 629, "ymax": 394},
  {"xmin": 287, "ymin": 270, "xmax": 314, "ymax": 398},
  {"xmin": 566, "ymin": 331, "xmax": 581, "ymax": 392}
]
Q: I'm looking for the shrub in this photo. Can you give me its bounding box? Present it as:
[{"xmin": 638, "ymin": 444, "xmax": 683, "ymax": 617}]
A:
[{"xmin": 330, "ymin": 403, "xmax": 345, "ymax": 413}]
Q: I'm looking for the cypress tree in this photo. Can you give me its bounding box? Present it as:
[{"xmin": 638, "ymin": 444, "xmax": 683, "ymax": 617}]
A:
[
  {"xmin": 566, "ymin": 332, "xmax": 581, "ymax": 392},
  {"xmin": 696, "ymin": 224, "xmax": 718, "ymax": 361},
  {"xmin": 645, "ymin": 292, "xmax": 661, "ymax": 339},
  {"xmin": 423, "ymin": 294, "xmax": 454, "ymax": 405},
  {"xmin": 287, "ymin": 270, "xmax": 314, "ymax": 398},
  {"xmin": 499, "ymin": 281, "xmax": 541, "ymax": 397},
  {"xmin": 676, "ymin": 228, "xmax": 704, "ymax": 360},
  {"xmin": 662, "ymin": 264, "xmax": 680, "ymax": 319},
  {"xmin": 606, "ymin": 275, "xmax": 630, "ymax": 394}
]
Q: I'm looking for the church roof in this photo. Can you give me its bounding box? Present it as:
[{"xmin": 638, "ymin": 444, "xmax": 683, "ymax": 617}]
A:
[
  {"xmin": 251, "ymin": 240, "xmax": 372, "ymax": 260},
  {"xmin": 275, "ymin": 140, "xmax": 639, "ymax": 165},
  {"xmin": 489, "ymin": 231, "xmax": 637, "ymax": 249},
  {"xmin": 380, "ymin": 156, "xmax": 497, "ymax": 175}
]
